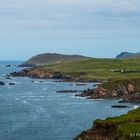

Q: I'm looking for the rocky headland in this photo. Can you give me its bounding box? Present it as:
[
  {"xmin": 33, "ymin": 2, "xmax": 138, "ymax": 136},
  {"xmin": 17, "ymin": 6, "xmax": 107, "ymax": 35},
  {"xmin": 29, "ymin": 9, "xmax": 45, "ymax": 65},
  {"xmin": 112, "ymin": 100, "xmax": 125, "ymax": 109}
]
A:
[
  {"xmin": 10, "ymin": 66, "xmax": 140, "ymax": 103},
  {"xmin": 76, "ymin": 79, "xmax": 140, "ymax": 103},
  {"xmin": 74, "ymin": 107, "xmax": 140, "ymax": 140},
  {"xmin": 9, "ymin": 67, "xmax": 93, "ymax": 82}
]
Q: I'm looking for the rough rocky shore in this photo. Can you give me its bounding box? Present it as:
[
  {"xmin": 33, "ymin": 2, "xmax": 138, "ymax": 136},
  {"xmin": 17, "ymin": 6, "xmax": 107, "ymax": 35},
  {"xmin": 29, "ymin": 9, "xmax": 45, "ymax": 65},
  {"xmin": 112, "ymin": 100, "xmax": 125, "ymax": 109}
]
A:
[
  {"xmin": 74, "ymin": 107, "xmax": 140, "ymax": 140},
  {"xmin": 76, "ymin": 79, "xmax": 140, "ymax": 103},
  {"xmin": 10, "ymin": 67, "xmax": 140, "ymax": 103},
  {"xmin": 9, "ymin": 67, "xmax": 96, "ymax": 82}
]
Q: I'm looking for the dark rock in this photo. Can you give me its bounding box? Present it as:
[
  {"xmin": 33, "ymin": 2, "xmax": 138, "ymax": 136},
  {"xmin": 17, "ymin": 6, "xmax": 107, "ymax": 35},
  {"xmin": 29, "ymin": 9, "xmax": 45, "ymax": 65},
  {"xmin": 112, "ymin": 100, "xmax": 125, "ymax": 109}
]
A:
[
  {"xmin": 74, "ymin": 121, "xmax": 118, "ymax": 140},
  {"xmin": 52, "ymin": 72, "xmax": 65, "ymax": 79},
  {"xmin": 111, "ymin": 105, "xmax": 130, "ymax": 108},
  {"xmin": 0, "ymin": 81, "xmax": 5, "ymax": 86},
  {"xmin": 5, "ymin": 77, "xmax": 12, "ymax": 80},
  {"xmin": 9, "ymin": 83, "xmax": 15, "ymax": 85},
  {"xmin": 57, "ymin": 90, "xmax": 83, "ymax": 93},
  {"xmin": 75, "ymin": 83, "xmax": 87, "ymax": 86},
  {"xmin": 76, "ymin": 81, "xmax": 140, "ymax": 103},
  {"xmin": 5, "ymin": 64, "xmax": 11, "ymax": 67},
  {"xmin": 76, "ymin": 87, "xmax": 118, "ymax": 99}
]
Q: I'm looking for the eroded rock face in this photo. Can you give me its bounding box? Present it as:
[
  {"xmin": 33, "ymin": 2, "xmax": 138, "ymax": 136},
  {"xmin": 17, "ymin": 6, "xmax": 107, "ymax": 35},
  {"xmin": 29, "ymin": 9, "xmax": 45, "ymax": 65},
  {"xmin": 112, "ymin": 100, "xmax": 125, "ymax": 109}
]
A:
[
  {"xmin": 9, "ymin": 67, "xmax": 90, "ymax": 82},
  {"xmin": 74, "ymin": 121, "xmax": 119, "ymax": 140},
  {"xmin": 10, "ymin": 67, "xmax": 66, "ymax": 80},
  {"xmin": 76, "ymin": 83, "xmax": 139, "ymax": 103},
  {"xmin": 127, "ymin": 84, "xmax": 135, "ymax": 94}
]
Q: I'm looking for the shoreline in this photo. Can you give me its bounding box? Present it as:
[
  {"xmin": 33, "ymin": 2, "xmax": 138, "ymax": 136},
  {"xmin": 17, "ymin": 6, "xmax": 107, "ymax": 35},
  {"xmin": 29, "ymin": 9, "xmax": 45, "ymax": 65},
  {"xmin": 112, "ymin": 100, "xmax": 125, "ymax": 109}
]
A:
[
  {"xmin": 9, "ymin": 67, "xmax": 140, "ymax": 104},
  {"xmin": 74, "ymin": 107, "xmax": 140, "ymax": 140},
  {"xmin": 9, "ymin": 66, "xmax": 140, "ymax": 140}
]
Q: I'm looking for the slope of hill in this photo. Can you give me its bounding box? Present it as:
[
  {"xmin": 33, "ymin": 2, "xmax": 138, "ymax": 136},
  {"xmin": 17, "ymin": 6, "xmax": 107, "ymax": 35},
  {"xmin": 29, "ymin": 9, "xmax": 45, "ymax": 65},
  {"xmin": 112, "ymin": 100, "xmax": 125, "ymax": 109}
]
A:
[
  {"xmin": 116, "ymin": 52, "xmax": 140, "ymax": 58},
  {"xmin": 19, "ymin": 53, "xmax": 90, "ymax": 67}
]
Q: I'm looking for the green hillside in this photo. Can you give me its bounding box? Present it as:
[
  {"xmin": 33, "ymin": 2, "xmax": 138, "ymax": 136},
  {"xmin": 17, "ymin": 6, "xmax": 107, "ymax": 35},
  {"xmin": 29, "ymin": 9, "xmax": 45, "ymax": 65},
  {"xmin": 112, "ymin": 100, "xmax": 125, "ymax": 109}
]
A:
[
  {"xmin": 43, "ymin": 57, "xmax": 140, "ymax": 81},
  {"xmin": 19, "ymin": 53, "xmax": 90, "ymax": 67}
]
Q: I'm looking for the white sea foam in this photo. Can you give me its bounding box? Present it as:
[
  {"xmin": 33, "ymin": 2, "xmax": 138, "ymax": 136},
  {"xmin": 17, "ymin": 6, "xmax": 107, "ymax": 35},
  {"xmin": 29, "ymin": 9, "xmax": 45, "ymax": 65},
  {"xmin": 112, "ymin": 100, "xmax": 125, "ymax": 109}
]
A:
[
  {"xmin": 42, "ymin": 88, "xmax": 46, "ymax": 92},
  {"xmin": 22, "ymin": 100, "xmax": 28, "ymax": 104},
  {"xmin": 15, "ymin": 98, "xmax": 20, "ymax": 100},
  {"xmin": 134, "ymin": 105, "xmax": 139, "ymax": 109}
]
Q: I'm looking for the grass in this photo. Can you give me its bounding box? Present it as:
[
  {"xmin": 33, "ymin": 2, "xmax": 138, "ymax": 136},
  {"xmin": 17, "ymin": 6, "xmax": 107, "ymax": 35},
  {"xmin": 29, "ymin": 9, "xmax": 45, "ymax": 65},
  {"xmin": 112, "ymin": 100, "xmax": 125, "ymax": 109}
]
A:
[
  {"xmin": 42, "ymin": 57, "xmax": 140, "ymax": 81},
  {"xmin": 96, "ymin": 108, "xmax": 140, "ymax": 140}
]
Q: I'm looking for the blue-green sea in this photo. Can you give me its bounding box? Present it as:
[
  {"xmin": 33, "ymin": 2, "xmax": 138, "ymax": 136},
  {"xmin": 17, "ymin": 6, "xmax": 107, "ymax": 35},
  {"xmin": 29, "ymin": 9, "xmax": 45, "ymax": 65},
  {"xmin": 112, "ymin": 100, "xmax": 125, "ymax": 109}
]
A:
[{"xmin": 0, "ymin": 61, "xmax": 138, "ymax": 140}]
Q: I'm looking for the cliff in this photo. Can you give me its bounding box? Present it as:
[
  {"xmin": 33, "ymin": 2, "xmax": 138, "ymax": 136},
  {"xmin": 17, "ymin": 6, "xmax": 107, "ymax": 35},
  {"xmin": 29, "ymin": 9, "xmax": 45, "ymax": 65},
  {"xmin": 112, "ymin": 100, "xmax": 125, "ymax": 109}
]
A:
[
  {"xmin": 74, "ymin": 107, "xmax": 140, "ymax": 140},
  {"xmin": 77, "ymin": 78, "xmax": 140, "ymax": 103}
]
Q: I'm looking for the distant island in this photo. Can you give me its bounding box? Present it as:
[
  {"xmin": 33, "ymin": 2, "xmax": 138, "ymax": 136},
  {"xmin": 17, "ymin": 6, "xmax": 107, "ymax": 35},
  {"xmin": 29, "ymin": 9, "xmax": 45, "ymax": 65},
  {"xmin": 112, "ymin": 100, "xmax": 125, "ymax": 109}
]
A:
[
  {"xmin": 9, "ymin": 52, "xmax": 140, "ymax": 140},
  {"xmin": 116, "ymin": 52, "xmax": 140, "ymax": 58}
]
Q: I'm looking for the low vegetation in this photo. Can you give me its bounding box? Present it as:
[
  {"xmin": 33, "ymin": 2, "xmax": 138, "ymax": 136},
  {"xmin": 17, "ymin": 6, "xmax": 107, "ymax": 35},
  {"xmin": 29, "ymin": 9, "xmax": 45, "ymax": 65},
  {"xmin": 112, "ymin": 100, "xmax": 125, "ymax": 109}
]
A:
[{"xmin": 43, "ymin": 57, "xmax": 140, "ymax": 81}]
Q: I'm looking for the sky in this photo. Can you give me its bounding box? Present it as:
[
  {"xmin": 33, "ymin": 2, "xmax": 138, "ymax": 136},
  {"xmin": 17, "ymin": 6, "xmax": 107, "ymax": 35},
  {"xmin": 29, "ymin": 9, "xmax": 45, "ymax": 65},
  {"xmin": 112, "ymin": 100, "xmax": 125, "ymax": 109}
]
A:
[{"xmin": 0, "ymin": 0, "xmax": 140, "ymax": 60}]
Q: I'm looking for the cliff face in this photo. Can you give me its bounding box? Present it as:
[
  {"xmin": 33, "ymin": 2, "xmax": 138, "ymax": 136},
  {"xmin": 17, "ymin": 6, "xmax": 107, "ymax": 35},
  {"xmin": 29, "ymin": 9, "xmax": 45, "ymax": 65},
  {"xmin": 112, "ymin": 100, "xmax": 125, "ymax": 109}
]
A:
[
  {"xmin": 10, "ymin": 67, "xmax": 67, "ymax": 79},
  {"xmin": 10, "ymin": 67, "xmax": 88, "ymax": 82},
  {"xmin": 74, "ymin": 108, "xmax": 140, "ymax": 140},
  {"xmin": 74, "ymin": 122, "xmax": 118, "ymax": 140},
  {"xmin": 19, "ymin": 53, "xmax": 90, "ymax": 67},
  {"xmin": 77, "ymin": 79, "xmax": 140, "ymax": 103}
]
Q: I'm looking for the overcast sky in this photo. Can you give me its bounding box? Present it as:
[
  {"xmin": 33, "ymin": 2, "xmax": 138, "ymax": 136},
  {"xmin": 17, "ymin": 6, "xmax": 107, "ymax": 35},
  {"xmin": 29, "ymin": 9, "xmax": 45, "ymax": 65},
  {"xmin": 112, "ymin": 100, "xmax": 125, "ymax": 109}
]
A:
[{"xmin": 0, "ymin": 0, "xmax": 140, "ymax": 60}]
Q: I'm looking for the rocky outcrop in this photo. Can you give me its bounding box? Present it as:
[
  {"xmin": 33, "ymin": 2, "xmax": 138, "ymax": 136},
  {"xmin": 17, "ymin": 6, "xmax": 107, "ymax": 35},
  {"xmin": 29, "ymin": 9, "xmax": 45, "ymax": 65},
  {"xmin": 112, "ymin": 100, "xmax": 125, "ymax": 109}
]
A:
[
  {"xmin": 56, "ymin": 90, "xmax": 83, "ymax": 93},
  {"xmin": 119, "ymin": 92, "xmax": 140, "ymax": 103},
  {"xmin": 74, "ymin": 108, "xmax": 140, "ymax": 140},
  {"xmin": 74, "ymin": 121, "xmax": 118, "ymax": 140},
  {"xmin": 111, "ymin": 105, "xmax": 130, "ymax": 108},
  {"xmin": 9, "ymin": 83, "xmax": 15, "ymax": 85},
  {"xmin": 10, "ymin": 67, "xmax": 66, "ymax": 79},
  {"xmin": 0, "ymin": 81, "xmax": 5, "ymax": 86},
  {"xmin": 76, "ymin": 81, "xmax": 140, "ymax": 103},
  {"xmin": 9, "ymin": 67, "xmax": 91, "ymax": 82}
]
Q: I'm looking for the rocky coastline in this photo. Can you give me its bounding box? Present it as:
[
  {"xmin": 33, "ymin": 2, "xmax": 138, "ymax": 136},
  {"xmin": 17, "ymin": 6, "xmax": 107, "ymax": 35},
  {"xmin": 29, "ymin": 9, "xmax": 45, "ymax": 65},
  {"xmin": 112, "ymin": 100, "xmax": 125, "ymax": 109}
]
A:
[
  {"xmin": 76, "ymin": 81, "xmax": 140, "ymax": 103},
  {"xmin": 74, "ymin": 107, "xmax": 140, "ymax": 140},
  {"xmin": 8, "ymin": 66, "xmax": 140, "ymax": 140},
  {"xmin": 10, "ymin": 67, "xmax": 140, "ymax": 103},
  {"xmin": 9, "ymin": 67, "xmax": 98, "ymax": 82}
]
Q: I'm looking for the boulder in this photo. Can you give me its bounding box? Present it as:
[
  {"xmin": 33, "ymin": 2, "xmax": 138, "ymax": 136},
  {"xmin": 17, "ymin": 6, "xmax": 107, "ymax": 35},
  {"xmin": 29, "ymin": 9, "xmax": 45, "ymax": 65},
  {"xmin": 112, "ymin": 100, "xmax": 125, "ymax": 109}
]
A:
[
  {"xmin": 0, "ymin": 81, "xmax": 5, "ymax": 85},
  {"xmin": 111, "ymin": 105, "xmax": 130, "ymax": 108},
  {"xmin": 57, "ymin": 90, "xmax": 83, "ymax": 93},
  {"xmin": 9, "ymin": 83, "xmax": 15, "ymax": 85}
]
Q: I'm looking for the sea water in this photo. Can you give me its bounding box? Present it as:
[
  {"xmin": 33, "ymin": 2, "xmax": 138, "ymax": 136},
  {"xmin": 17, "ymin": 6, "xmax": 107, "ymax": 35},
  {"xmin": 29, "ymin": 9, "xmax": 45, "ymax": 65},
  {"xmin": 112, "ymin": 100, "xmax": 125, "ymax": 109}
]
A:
[{"xmin": 0, "ymin": 61, "xmax": 138, "ymax": 140}]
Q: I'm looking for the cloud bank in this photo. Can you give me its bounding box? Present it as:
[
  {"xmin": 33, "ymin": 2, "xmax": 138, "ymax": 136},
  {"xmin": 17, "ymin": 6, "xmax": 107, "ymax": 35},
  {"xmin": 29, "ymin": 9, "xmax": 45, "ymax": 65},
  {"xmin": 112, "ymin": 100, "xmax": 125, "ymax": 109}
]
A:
[{"xmin": 0, "ymin": 0, "xmax": 140, "ymax": 38}]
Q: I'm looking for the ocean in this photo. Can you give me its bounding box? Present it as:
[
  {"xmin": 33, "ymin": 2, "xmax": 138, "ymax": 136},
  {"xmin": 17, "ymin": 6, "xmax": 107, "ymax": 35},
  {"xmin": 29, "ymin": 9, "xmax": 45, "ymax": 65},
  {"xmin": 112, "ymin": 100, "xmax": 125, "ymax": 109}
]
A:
[{"xmin": 0, "ymin": 61, "xmax": 137, "ymax": 140}]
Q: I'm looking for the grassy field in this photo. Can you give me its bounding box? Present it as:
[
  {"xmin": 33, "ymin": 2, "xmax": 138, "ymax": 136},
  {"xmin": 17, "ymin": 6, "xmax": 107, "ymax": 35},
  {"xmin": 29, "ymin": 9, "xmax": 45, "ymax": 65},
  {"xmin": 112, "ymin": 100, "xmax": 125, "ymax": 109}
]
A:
[{"xmin": 43, "ymin": 57, "xmax": 140, "ymax": 81}]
